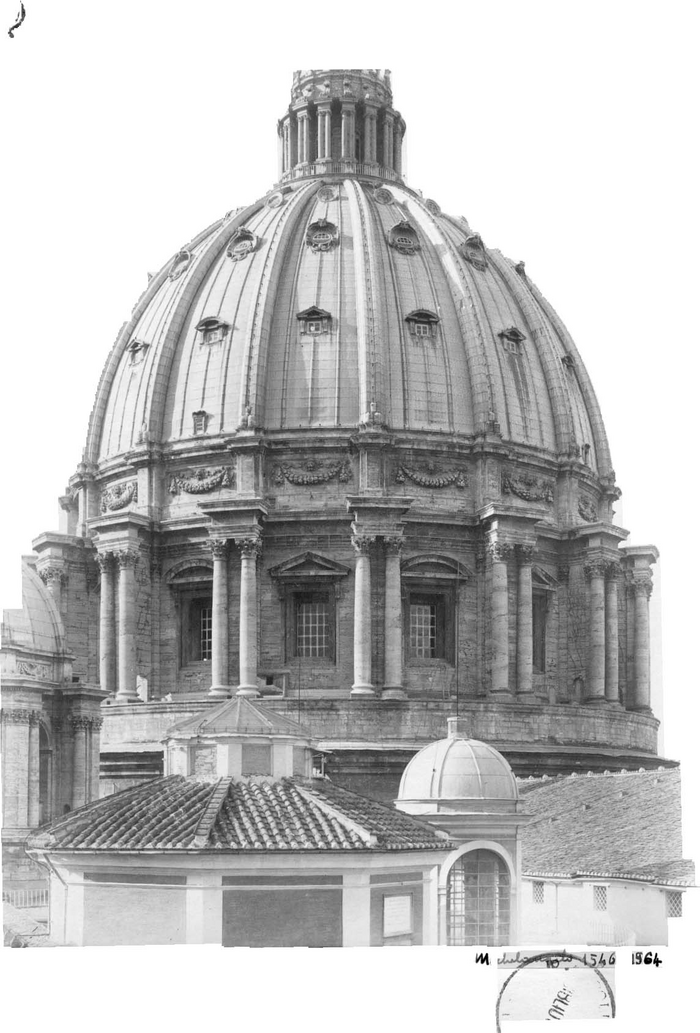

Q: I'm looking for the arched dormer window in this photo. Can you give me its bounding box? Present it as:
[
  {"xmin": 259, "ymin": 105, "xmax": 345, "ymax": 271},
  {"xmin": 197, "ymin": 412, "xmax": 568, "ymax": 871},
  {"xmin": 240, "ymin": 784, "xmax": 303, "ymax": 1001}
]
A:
[
  {"xmin": 306, "ymin": 219, "xmax": 338, "ymax": 253},
  {"xmin": 169, "ymin": 249, "xmax": 191, "ymax": 281},
  {"xmin": 297, "ymin": 306, "xmax": 332, "ymax": 335},
  {"xmin": 406, "ymin": 309, "xmax": 440, "ymax": 340},
  {"xmin": 196, "ymin": 316, "xmax": 230, "ymax": 346},
  {"xmin": 226, "ymin": 228, "xmax": 257, "ymax": 262},
  {"xmin": 388, "ymin": 220, "xmax": 420, "ymax": 255},
  {"xmin": 499, "ymin": 327, "xmax": 526, "ymax": 354}
]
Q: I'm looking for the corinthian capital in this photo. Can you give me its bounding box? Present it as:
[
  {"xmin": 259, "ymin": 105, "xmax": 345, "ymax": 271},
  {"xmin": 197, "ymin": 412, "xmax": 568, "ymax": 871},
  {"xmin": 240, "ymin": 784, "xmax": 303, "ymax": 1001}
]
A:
[
  {"xmin": 489, "ymin": 540, "xmax": 515, "ymax": 563},
  {"xmin": 96, "ymin": 551, "xmax": 115, "ymax": 573},
  {"xmin": 632, "ymin": 572, "xmax": 653, "ymax": 598},
  {"xmin": 352, "ymin": 533, "xmax": 377, "ymax": 555},
  {"xmin": 584, "ymin": 560, "xmax": 608, "ymax": 580},
  {"xmin": 383, "ymin": 534, "xmax": 405, "ymax": 555},
  {"xmin": 39, "ymin": 565, "xmax": 67, "ymax": 587},
  {"xmin": 237, "ymin": 536, "xmax": 262, "ymax": 559},
  {"xmin": 115, "ymin": 548, "xmax": 139, "ymax": 570},
  {"xmin": 210, "ymin": 538, "xmax": 229, "ymax": 559},
  {"xmin": 516, "ymin": 544, "xmax": 536, "ymax": 565}
]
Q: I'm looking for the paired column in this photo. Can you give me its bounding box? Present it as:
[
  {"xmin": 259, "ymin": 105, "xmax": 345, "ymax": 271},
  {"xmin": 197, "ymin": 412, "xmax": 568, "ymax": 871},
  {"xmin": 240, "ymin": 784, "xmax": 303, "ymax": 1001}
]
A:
[
  {"xmin": 209, "ymin": 540, "xmax": 230, "ymax": 697},
  {"xmin": 631, "ymin": 574, "xmax": 652, "ymax": 710},
  {"xmin": 341, "ymin": 103, "xmax": 355, "ymax": 160},
  {"xmin": 364, "ymin": 109, "xmax": 377, "ymax": 163},
  {"xmin": 383, "ymin": 113, "xmax": 394, "ymax": 169},
  {"xmin": 282, "ymin": 118, "xmax": 291, "ymax": 172},
  {"xmin": 605, "ymin": 565, "xmax": 621, "ymax": 703},
  {"xmin": 393, "ymin": 121, "xmax": 403, "ymax": 176},
  {"xmin": 0, "ymin": 710, "xmax": 30, "ymax": 826},
  {"xmin": 351, "ymin": 533, "xmax": 376, "ymax": 695},
  {"xmin": 516, "ymin": 546, "xmax": 534, "ymax": 697},
  {"xmin": 490, "ymin": 541, "xmax": 512, "ymax": 695},
  {"xmin": 296, "ymin": 109, "xmax": 310, "ymax": 165},
  {"xmin": 383, "ymin": 535, "xmax": 405, "ymax": 700},
  {"xmin": 39, "ymin": 565, "xmax": 66, "ymax": 610},
  {"xmin": 98, "ymin": 552, "xmax": 117, "ymax": 697},
  {"xmin": 115, "ymin": 549, "xmax": 140, "ymax": 702},
  {"xmin": 237, "ymin": 537, "xmax": 262, "ymax": 697},
  {"xmin": 317, "ymin": 104, "xmax": 331, "ymax": 159},
  {"xmin": 585, "ymin": 562, "xmax": 607, "ymax": 702}
]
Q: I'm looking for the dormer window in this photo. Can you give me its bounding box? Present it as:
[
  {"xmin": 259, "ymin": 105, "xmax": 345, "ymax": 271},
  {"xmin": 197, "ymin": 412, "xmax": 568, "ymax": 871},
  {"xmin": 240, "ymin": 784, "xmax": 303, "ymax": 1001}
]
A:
[
  {"xmin": 196, "ymin": 317, "xmax": 230, "ymax": 346},
  {"xmin": 169, "ymin": 249, "xmax": 191, "ymax": 281},
  {"xmin": 226, "ymin": 228, "xmax": 257, "ymax": 262},
  {"xmin": 192, "ymin": 410, "xmax": 209, "ymax": 435},
  {"xmin": 127, "ymin": 340, "xmax": 149, "ymax": 365},
  {"xmin": 388, "ymin": 221, "xmax": 420, "ymax": 255},
  {"xmin": 297, "ymin": 306, "xmax": 332, "ymax": 335},
  {"xmin": 499, "ymin": 327, "xmax": 526, "ymax": 354},
  {"xmin": 306, "ymin": 219, "xmax": 338, "ymax": 253},
  {"xmin": 406, "ymin": 309, "xmax": 439, "ymax": 340},
  {"xmin": 561, "ymin": 354, "xmax": 575, "ymax": 371}
]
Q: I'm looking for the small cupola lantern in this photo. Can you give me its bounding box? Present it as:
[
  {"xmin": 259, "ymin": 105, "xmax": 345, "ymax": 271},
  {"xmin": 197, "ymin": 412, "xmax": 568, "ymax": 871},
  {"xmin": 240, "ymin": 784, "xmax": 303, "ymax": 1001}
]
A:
[{"xmin": 163, "ymin": 696, "xmax": 318, "ymax": 781}]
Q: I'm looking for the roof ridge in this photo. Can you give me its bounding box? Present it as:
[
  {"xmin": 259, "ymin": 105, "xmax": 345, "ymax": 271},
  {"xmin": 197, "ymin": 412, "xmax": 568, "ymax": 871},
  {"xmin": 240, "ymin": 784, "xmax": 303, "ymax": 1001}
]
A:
[
  {"xmin": 191, "ymin": 776, "xmax": 234, "ymax": 847},
  {"xmin": 295, "ymin": 783, "xmax": 377, "ymax": 847}
]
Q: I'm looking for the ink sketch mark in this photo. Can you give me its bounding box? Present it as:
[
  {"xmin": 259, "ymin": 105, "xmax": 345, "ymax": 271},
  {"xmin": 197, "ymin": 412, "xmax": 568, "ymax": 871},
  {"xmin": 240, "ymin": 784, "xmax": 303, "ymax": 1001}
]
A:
[{"xmin": 8, "ymin": 1, "xmax": 26, "ymax": 38}]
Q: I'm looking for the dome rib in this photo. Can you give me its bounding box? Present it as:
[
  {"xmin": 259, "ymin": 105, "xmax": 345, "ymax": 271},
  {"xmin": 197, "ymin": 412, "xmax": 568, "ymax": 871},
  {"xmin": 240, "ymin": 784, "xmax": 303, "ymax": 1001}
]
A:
[
  {"xmin": 243, "ymin": 184, "xmax": 317, "ymax": 429},
  {"xmin": 346, "ymin": 179, "xmax": 377, "ymax": 422}
]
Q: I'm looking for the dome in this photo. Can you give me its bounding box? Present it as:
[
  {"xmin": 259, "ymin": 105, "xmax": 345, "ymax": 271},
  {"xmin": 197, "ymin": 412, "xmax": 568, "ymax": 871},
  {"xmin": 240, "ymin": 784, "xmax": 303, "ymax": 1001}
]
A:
[
  {"xmin": 1, "ymin": 559, "xmax": 65, "ymax": 656},
  {"xmin": 397, "ymin": 718, "xmax": 519, "ymax": 814},
  {"xmin": 85, "ymin": 68, "xmax": 611, "ymax": 477}
]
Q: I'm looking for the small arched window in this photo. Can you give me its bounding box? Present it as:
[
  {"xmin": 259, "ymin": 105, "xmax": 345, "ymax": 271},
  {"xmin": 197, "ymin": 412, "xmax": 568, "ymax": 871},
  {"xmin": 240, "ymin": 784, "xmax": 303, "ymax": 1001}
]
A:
[
  {"xmin": 196, "ymin": 317, "xmax": 230, "ymax": 346},
  {"xmin": 406, "ymin": 309, "xmax": 440, "ymax": 340}
]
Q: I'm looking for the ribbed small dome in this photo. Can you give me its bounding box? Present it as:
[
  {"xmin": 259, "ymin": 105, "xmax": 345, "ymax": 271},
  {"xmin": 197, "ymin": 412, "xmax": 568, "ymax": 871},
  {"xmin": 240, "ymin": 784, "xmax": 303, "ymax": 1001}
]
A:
[
  {"xmin": 1, "ymin": 560, "xmax": 65, "ymax": 656},
  {"xmin": 398, "ymin": 718, "xmax": 518, "ymax": 810}
]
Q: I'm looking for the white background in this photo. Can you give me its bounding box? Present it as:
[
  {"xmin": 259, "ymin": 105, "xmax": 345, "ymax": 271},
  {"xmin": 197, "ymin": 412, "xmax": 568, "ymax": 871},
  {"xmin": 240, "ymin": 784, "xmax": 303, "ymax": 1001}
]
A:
[{"xmin": 0, "ymin": 1, "xmax": 697, "ymax": 1028}]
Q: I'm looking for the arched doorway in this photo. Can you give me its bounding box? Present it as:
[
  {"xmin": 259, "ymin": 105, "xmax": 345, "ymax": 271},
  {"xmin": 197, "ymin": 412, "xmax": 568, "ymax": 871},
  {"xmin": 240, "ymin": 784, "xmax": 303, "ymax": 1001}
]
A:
[
  {"xmin": 446, "ymin": 849, "xmax": 511, "ymax": 945},
  {"xmin": 39, "ymin": 725, "xmax": 52, "ymax": 824}
]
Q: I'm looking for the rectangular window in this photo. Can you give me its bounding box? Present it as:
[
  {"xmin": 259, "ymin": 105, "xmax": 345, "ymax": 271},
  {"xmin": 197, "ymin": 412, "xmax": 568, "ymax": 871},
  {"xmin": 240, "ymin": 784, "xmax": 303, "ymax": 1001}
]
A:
[
  {"xmin": 593, "ymin": 885, "xmax": 607, "ymax": 912},
  {"xmin": 407, "ymin": 592, "xmax": 449, "ymax": 660},
  {"xmin": 204, "ymin": 327, "xmax": 224, "ymax": 345},
  {"xmin": 410, "ymin": 602, "xmax": 437, "ymax": 658},
  {"xmin": 533, "ymin": 591, "xmax": 547, "ymax": 673},
  {"xmin": 307, "ymin": 320, "xmax": 323, "ymax": 334},
  {"xmin": 295, "ymin": 593, "xmax": 330, "ymax": 658},
  {"xmin": 414, "ymin": 322, "xmax": 431, "ymax": 337},
  {"xmin": 532, "ymin": 881, "xmax": 544, "ymax": 904},
  {"xmin": 667, "ymin": 891, "xmax": 683, "ymax": 918},
  {"xmin": 200, "ymin": 605, "xmax": 212, "ymax": 661}
]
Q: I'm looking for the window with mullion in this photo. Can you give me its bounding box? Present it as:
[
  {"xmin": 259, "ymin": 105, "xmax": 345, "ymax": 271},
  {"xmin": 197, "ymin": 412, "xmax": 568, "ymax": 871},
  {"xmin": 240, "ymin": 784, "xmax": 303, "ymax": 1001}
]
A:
[
  {"xmin": 407, "ymin": 591, "xmax": 449, "ymax": 660},
  {"xmin": 292, "ymin": 590, "xmax": 333, "ymax": 660}
]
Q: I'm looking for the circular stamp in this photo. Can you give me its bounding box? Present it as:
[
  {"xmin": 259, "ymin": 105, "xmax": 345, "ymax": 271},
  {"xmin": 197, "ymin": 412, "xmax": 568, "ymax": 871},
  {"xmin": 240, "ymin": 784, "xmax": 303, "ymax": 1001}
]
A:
[{"xmin": 495, "ymin": 951, "xmax": 616, "ymax": 1031}]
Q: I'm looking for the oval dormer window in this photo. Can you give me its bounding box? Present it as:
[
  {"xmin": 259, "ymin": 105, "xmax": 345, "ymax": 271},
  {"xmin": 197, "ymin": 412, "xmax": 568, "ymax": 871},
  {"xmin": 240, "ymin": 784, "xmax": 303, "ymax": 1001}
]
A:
[
  {"xmin": 306, "ymin": 219, "xmax": 338, "ymax": 253},
  {"xmin": 388, "ymin": 221, "xmax": 420, "ymax": 255},
  {"xmin": 169, "ymin": 250, "xmax": 191, "ymax": 281},
  {"xmin": 226, "ymin": 228, "xmax": 257, "ymax": 262}
]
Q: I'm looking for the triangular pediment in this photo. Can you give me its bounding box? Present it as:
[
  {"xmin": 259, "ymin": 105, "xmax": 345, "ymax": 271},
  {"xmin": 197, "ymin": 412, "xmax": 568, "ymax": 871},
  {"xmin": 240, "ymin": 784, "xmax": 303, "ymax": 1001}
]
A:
[
  {"xmin": 533, "ymin": 565, "xmax": 558, "ymax": 589},
  {"xmin": 268, "ymin": 551, "xmax": 351, "ymax": 581},
  {"xmin": 296, "ymin": 306, "xmax": 331, "ymax": 321}
]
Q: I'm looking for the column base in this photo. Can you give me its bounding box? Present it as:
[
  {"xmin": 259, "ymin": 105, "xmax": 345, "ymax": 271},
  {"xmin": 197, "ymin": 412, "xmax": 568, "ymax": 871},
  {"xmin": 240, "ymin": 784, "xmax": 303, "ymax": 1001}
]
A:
[
  {"xmin": 489, "ymin": 688, "xmax": 514, "ymax": 697},
  {"xmin": 114, "ymin": 692, "xmax": 142, "ymax": 704},
  {"xmin": 515, "ymin": 692, "xmax": 537, "ymax": 704},
  {"xmin": 381, "ymin": 687, "xmax": 407, "ymax": 701},
  {"xmin": 584, "ymin": 695, "xmax": 608, "ymax": 705},
  {"xmin": 208, "ymin": 685, "xmax": 233, "ymax": 699},
  {"xmin": 350, "ymin": 684, "xmax": 375, "ymax": 697},
  {"xmin": 236, "ymin": 685, "xmax": 261, "ymax": 698}
]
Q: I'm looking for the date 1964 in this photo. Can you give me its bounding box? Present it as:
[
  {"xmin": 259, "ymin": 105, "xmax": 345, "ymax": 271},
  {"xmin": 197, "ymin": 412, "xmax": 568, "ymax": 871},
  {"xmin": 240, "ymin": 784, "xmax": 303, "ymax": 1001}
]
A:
[{"xmin": 633, "ymin": 951, "xmax": 663, "ymax": 966}]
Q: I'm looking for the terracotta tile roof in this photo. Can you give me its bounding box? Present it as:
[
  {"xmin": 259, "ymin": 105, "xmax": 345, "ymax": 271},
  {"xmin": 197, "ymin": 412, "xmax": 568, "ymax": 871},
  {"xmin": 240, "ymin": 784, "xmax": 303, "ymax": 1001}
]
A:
[
  {"xmin": 27, "ymin": 776, "xmax": 448, "ymax": 853},
  {"xmin": 520, "ymin": 767, "xmax": 694, "ymax": 886}
]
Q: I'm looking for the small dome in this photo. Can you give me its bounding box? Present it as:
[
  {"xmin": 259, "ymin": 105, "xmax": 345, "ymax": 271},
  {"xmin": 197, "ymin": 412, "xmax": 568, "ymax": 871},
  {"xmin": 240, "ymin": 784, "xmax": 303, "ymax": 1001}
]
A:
[
  {"xmin": 1, "ymin": 559, "xmax": 65, "ymax": 656},
  {"xmin": 397, "ymin": 717, "xmax": 518, "ymax": 814}
]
